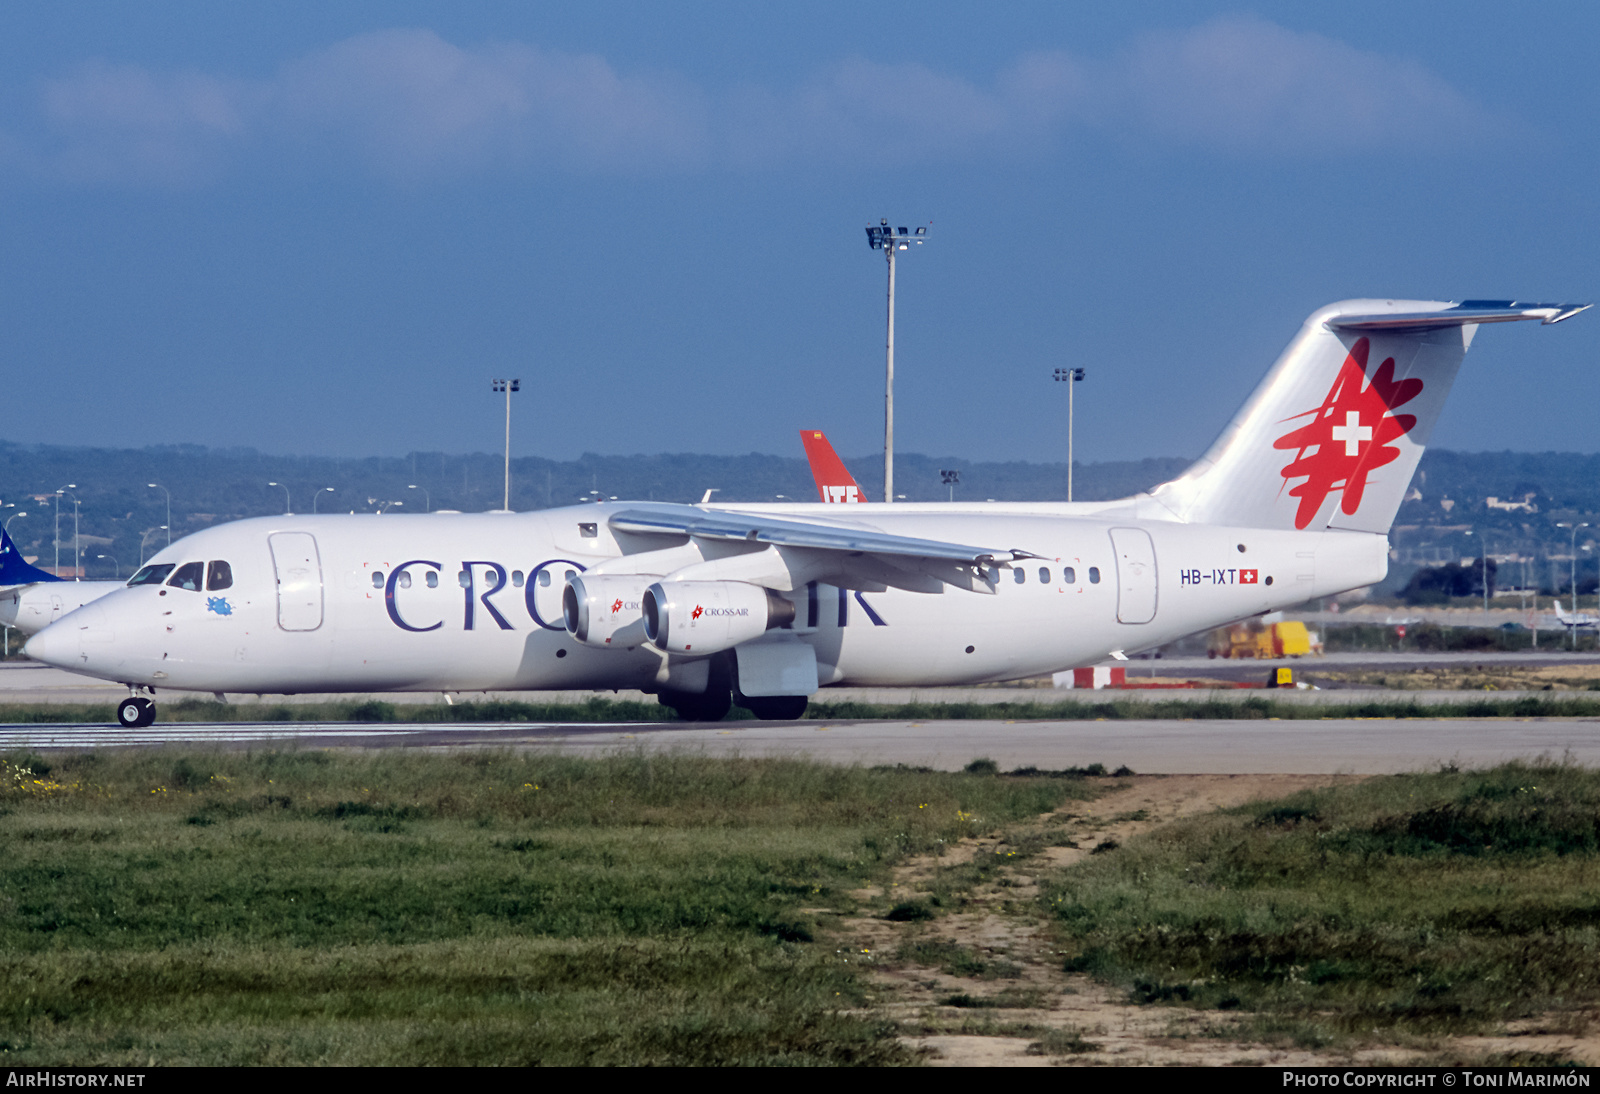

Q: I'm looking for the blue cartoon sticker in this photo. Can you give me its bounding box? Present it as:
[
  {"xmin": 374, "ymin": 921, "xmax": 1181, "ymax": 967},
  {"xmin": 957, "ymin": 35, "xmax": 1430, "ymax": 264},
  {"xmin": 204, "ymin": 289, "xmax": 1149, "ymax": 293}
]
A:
[{"xmin": 206, "ymin": 597, "xmax": 233, "ymax": 616}]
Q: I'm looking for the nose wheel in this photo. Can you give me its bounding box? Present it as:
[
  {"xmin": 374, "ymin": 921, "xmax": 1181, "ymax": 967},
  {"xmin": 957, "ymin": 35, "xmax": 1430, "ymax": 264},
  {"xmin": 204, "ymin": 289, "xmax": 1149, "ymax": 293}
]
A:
[{"xmin": 116, "ymin": 696, "xmax": 156, "ymax": 728}]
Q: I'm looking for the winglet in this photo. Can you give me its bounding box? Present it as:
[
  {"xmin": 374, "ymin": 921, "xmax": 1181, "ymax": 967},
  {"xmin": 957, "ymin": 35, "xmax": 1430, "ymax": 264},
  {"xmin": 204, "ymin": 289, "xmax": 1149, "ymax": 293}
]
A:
[
  {"xmin": 799, "ymin": 430, "xmax": 865, "ymax": 503},
  {"xmin": 0, "ymin": 524, "xmax": 61, "ymax": 587}
]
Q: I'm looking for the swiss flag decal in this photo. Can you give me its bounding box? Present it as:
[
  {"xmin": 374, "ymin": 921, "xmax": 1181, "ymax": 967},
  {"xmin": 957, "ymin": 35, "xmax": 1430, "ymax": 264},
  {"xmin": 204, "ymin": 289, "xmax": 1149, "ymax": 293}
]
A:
[{"xmin": 1240, "ymin": 569, "xmax": 1259, "ymax": 584}]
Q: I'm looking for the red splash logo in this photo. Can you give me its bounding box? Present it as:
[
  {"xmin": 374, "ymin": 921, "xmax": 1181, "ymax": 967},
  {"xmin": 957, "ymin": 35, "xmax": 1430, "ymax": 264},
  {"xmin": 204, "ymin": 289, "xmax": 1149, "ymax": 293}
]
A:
[
  {"xmin": 611, "ymin": 598, "xmax": 623, "ymax": 614},
  {"xmin": 1273, "ymin": 337, "xmax": 1422, "ymax": 529},
  {"xmin": 691, "ymin": 604, "xmax": 704, "ymax": 620}
]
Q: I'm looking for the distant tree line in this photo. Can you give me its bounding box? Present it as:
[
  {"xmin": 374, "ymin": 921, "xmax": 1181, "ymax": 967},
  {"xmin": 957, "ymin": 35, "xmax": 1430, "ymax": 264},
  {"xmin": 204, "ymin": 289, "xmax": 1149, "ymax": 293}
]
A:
[{"xmin": 4, "ymin": 438, "xmax": 1600, "ymax": 592}]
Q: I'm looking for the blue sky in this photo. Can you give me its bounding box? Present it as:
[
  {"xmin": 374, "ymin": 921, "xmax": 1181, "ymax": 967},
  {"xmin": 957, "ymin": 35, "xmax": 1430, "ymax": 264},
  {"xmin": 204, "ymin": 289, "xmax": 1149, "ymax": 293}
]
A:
[{"xmin": 2, "ymin": 2, "xmax": 1597, "ymax": 467}]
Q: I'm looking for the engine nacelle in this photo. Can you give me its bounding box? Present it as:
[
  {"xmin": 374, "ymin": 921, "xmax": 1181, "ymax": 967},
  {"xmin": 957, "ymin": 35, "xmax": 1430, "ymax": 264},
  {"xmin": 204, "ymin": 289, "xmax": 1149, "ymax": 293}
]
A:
[
  {"xmin": 562, "ymin": 574, "xmax": 658, "ymax": 649},
  {"xmin": 641, "ymin": 580, "xmax": 796, "ymax": 655}
]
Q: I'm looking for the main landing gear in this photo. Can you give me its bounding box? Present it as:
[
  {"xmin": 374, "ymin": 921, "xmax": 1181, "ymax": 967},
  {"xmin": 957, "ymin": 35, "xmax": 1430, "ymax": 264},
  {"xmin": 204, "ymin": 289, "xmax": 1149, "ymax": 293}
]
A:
[
  {"xmin": 735, "ymin": 692, "xmax": 809, "ymax": 721},
  {"xmin": 655, "ymin": 652, "xmax": 812, "ymax": 722},
  {"xmin": 117, "ymin": 693, "xmax": 156, "ymax": 728}
]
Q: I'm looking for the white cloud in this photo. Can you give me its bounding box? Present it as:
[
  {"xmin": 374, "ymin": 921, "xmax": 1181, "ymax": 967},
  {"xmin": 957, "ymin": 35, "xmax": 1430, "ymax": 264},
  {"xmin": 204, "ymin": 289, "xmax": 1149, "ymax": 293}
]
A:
[
  {"xmin": 36, "ymin": 61, "xmax": 248, "ymax": 184},
  {"xmin": 9, "ymin": 18, "xmax": 1507, "ymax": 186},
  {"xmin": 1110, "ymin": 17, "xmax": 1499, "ymax": 154},
  {"xmin": 274, "ymin": 29, "xmax": 709, "ymax": 177}
]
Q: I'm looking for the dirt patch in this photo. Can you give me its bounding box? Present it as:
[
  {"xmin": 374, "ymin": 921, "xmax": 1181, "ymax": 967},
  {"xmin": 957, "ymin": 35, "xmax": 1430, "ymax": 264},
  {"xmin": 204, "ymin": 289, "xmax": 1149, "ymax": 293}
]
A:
[
  {"xmin": 1315, "ymin": 662, "xmax": 1600, "ymax": 692},
  {"xmin": 836, "ymin": 774, "xmax": 1600, "ymax": 1066}
]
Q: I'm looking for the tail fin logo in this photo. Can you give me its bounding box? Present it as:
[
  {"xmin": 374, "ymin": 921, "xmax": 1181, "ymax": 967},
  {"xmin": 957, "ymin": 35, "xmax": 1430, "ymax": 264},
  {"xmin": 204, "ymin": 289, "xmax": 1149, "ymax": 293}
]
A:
[{"xmin": 1272, "ymin": 337, "xmax": 1423, "ymax": 529}]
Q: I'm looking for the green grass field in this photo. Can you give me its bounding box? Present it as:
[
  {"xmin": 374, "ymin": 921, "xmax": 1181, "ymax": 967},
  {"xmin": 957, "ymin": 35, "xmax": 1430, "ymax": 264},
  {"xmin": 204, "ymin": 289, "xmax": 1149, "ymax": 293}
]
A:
[
  {"xmin": 1045, "ymin": 761, "xmax": 1600, "ymax": 1049},
  {"xmin": 0, "ymin": 749, "xmax": 1095, "ymax": 1065}
]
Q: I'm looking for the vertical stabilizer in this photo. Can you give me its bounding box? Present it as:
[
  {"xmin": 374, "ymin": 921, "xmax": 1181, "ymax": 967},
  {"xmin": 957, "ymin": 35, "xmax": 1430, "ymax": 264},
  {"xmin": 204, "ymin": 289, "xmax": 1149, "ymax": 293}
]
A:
[
  {"xmin": 0, "ymin": 524, "xmax": 61, "ymax": 587},
  {"xmin": 1148, "ymin": 300, "xmax": 1588, "ymax": 533},
  {"xmin": 799, "ymin": 430, "xmax": 866, "ymax": 503}
]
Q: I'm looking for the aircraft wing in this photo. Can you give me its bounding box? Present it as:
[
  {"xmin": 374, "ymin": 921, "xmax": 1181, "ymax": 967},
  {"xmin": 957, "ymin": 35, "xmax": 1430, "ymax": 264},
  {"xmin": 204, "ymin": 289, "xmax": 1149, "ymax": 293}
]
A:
[{"xmin": 607, "ymin": 505, "xmax": 1040, "ymax": 594}]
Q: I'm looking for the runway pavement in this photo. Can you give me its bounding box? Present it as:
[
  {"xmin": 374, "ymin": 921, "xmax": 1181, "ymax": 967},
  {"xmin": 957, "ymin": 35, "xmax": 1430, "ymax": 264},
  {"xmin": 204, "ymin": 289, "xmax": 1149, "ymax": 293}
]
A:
[
  {"xmin": 2, "ymin": 715, "xmax": 1596, "ymax": 774},
  {"xmin": 4, "ymin": 656, "xmax": 1600, "ymax": 709}
]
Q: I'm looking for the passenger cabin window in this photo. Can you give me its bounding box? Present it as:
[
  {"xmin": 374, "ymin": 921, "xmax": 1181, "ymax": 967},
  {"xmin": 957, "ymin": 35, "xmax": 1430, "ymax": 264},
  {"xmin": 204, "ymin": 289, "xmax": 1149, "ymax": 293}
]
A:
[
  {"xmin": 167, "ymin": 562, "xmax": 204, "ymax": 592},
  {"xmin": 1064, "ymin": 566, "xmax": 1076, "ymax": 583},
  {"xmin": 370, "ymin": 572, "xmax": 384, "ymax": 589},
  {"xmin": 512, "ymin": 571, "xmax": 524, "ymax": 588},
  {"xmin": 1039, "ymin": 566, "xmax": 1051, "ymax": 584},
  {"xmin": 1013, "ymin": 568, "xmax": 1025, "ymax": 584},
  {"xmin": 128, "ymin": 563, "xmax": 175, "ymax": 587},
  {"xmin": 1088, "ymin": 567, "xmax": 1101, "ymax": 584},
  {"xmin": 425, "ymin": 571, "xmax": 438, "ymax": 588},
  {"xmin": 207, "ymin": 561, "xmax": 233, "ymax": 591},
  {"xmin": 538, "ymin": 571, "xmax": 552, "ymax": 587},
  {"xmin": 399, "ymin": 572, "xmax": 412, "ymax": 589}
]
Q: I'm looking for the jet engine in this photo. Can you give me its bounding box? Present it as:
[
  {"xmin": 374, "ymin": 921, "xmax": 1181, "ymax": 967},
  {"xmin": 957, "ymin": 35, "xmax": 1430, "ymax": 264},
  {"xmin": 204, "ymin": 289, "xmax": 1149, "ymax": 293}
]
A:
[
  {"xmin": 562, "ymin": 574, "xmax": 658, "ymax": 648},
  {"xmin": 641, "ymin": 580, "xmax": 795, "ymax": 655}
]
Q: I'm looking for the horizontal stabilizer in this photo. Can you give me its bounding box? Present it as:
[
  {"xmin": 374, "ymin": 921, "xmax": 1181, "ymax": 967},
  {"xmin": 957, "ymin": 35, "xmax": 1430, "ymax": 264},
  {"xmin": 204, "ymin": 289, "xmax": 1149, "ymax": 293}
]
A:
[{"xmin": 1329, "ymin": 301, "xmax": 1591, "ymax": 331}]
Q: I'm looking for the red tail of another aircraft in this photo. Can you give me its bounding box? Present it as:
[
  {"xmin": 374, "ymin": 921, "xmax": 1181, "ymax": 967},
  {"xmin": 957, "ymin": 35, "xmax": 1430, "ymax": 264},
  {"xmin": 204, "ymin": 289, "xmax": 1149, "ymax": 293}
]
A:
[{"xmin": 799, "ymin": 430, "xmax": 865, "ymax": 503}]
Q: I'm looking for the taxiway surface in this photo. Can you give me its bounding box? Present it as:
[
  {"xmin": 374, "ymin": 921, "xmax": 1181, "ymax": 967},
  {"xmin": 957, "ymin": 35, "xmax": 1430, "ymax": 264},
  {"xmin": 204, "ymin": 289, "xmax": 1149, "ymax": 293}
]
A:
[{"xmin": 3, "ymin": 715, "xmax": 1596, "ymax": 774}]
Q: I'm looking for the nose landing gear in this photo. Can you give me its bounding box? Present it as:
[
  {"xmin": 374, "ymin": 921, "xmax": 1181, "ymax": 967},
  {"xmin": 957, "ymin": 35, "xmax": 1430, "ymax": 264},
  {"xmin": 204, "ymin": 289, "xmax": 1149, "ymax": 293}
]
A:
[{"xmin": 116, "ymin": 695, "xmax": 156, "ymax": 728}]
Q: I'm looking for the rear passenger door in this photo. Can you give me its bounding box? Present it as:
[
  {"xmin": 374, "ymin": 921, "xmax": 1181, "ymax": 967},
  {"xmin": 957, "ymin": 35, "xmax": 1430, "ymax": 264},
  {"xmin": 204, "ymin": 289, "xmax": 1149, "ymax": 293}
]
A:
[{"xmin": 1109, "ymin": 527, "xmax": 1158, "ymax": 624}]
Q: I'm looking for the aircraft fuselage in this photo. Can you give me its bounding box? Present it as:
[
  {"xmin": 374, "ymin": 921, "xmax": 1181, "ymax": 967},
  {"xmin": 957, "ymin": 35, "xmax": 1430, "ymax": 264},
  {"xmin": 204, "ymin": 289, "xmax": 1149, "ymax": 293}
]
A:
[{"xmin": 26, "ymin": 504, "xmax": 1386, "ymax": 695}]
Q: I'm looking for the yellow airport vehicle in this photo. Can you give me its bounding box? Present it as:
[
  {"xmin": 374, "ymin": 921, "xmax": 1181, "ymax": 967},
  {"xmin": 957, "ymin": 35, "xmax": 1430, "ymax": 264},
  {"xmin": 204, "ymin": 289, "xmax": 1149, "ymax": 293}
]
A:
[{"xmin": 1207, "ymin": 620, "xmax": 1321, "ymax": 660}]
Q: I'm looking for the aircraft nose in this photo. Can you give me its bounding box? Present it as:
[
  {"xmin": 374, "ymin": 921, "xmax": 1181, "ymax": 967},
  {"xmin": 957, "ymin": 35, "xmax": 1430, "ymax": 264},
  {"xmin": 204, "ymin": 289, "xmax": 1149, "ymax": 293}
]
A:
[
  {"xmin": 23, "ymin": 619, "xmax": 75, "ymax": 667},
  {"xmin": 26, "ymin": 602, "xmax": 114, "ymax": 667}
]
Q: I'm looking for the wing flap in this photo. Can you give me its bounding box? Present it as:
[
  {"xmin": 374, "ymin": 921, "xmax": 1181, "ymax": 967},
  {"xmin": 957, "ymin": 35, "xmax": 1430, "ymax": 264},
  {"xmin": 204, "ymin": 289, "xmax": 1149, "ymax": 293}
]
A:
[
  {"xmin": 609, "ymin": 507, "xmax": 1034, "ymax": 566},
  {"xmin": 608, "ymin": 506, "xmax": 1026, "ymax": 595}
]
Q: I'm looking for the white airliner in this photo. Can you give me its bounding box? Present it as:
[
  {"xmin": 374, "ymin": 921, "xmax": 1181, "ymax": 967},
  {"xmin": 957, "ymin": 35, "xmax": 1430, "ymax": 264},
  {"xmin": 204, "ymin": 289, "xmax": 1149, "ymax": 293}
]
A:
[
  {"xmin": 0, "ymin": 525, "xmax": 123, "ymax": 637},
  {"xmin": 1551, "ymin": 601, "xmax": 1598, "ymax": 630},
  {"xmin": 23, "ymin": 299, "xmax": 1588, "ymax": 728}
]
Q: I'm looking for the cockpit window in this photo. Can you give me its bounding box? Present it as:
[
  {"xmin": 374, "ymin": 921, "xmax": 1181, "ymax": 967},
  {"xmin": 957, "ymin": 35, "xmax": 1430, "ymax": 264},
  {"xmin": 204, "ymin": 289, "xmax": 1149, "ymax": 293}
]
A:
[
  {"xmin": 167, "ymin": 562, "xmax": 204, "ymax": 592},
  {"xmin": 207, "ymin": 561, "xmax": 233, "ymax": 591},
  {"xmin": 127, "ymin": 563, "xmax": 175, "ymax": 587}
]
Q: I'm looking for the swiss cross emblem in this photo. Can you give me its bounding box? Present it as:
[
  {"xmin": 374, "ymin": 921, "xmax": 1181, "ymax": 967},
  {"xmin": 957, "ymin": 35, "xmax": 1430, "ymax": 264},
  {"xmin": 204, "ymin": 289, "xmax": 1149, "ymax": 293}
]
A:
[
  {"xmin": 1273, "ymin": 337, "xmax": 1422, "ymax": 529},
  {"xmin": 1239, "ymin": 569, "xmax": 1258, "ymax": 584}
]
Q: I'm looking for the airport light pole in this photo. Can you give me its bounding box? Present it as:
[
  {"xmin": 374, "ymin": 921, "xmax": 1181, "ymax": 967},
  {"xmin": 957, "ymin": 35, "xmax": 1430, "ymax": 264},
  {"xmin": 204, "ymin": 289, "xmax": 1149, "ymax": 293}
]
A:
[
  {"xmin": 267, "ymin": 482, "xmax": 291, "ymax": 515},
  {"xmin": 96, "ymin": 554, "xmax": 119, "ymax": 579},
  {"xmin": 4, "ymin": 511, "xmax": 25, "ymax": 534},
  {"xmin": 408, "ymin": 484, "xmax": 430, "ymax": 512},
  {"xmin": 52, "ymin": 485, "xmax": 74, "ymax": 575},
  {"xmin": 865, "ymin": 220, "xmax": 928, "ymax": 503},
  {"xmin": 941, "ymin": 469, "xmax": 960, "ymax": 502},
  {"xmin": 492, "ymin": 379, "xmax": 520, "ymax": 511},
  {"xmin": 56, "ymin": 487, "xmax": 81, "ymax": 580},
  {"xmin": 147, "ymin": 484, "xmax": 171, "ymax": 547},
  {"xmin": 139, "ymin": 526, "xmax": 166, "ymax": 566},
  {"xmin": 1558, "ymin": 521, "xmax": 1589, "ymax": 648},
  {"xmin": 1054, "ymin": 367, "xmax": 1085, "ymax": 501},
  {"xmin": 312, "ymin": 487, "xmax": 335, "ymax": 513}
]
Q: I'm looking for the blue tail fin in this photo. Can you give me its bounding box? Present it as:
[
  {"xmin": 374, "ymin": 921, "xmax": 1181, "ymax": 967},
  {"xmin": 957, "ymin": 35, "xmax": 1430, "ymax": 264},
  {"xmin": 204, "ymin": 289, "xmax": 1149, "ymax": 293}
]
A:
[{"xmin": 0, "ymin": 524, "xmax": 61, "ymax": 586}]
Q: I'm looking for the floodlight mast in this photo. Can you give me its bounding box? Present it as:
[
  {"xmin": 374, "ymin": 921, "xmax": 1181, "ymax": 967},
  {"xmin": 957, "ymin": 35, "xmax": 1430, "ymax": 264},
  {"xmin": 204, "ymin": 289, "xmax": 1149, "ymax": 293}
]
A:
[
  {"xmin": 492, "ymin": 379, "xmax": 521, "ymax": 511},
  {"xmin": 865, "ymin": 220, "xmax": 928, "ymax": 503},
  {"xmin": 1054, "ymin": 368, "xmax": 1085, "ymax": 501}
]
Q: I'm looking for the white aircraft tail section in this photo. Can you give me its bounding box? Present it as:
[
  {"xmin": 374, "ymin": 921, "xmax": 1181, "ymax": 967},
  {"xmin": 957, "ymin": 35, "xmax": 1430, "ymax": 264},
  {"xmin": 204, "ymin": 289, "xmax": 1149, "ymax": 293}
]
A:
[{"xmin": 1148, "ymin": 300, "xmax": 1588, "ymax": 533}]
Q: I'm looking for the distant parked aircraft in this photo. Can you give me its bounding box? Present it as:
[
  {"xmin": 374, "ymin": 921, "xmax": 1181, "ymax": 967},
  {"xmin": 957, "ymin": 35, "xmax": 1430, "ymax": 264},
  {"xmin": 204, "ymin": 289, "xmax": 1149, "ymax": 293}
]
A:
[
  {"xmin": 0, "ymin": 524, "xmax": 122, "ymax": 636},
  {"xmin": 1551, "ymin": 601, "xmax": 1599, "ymax": 630}
]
